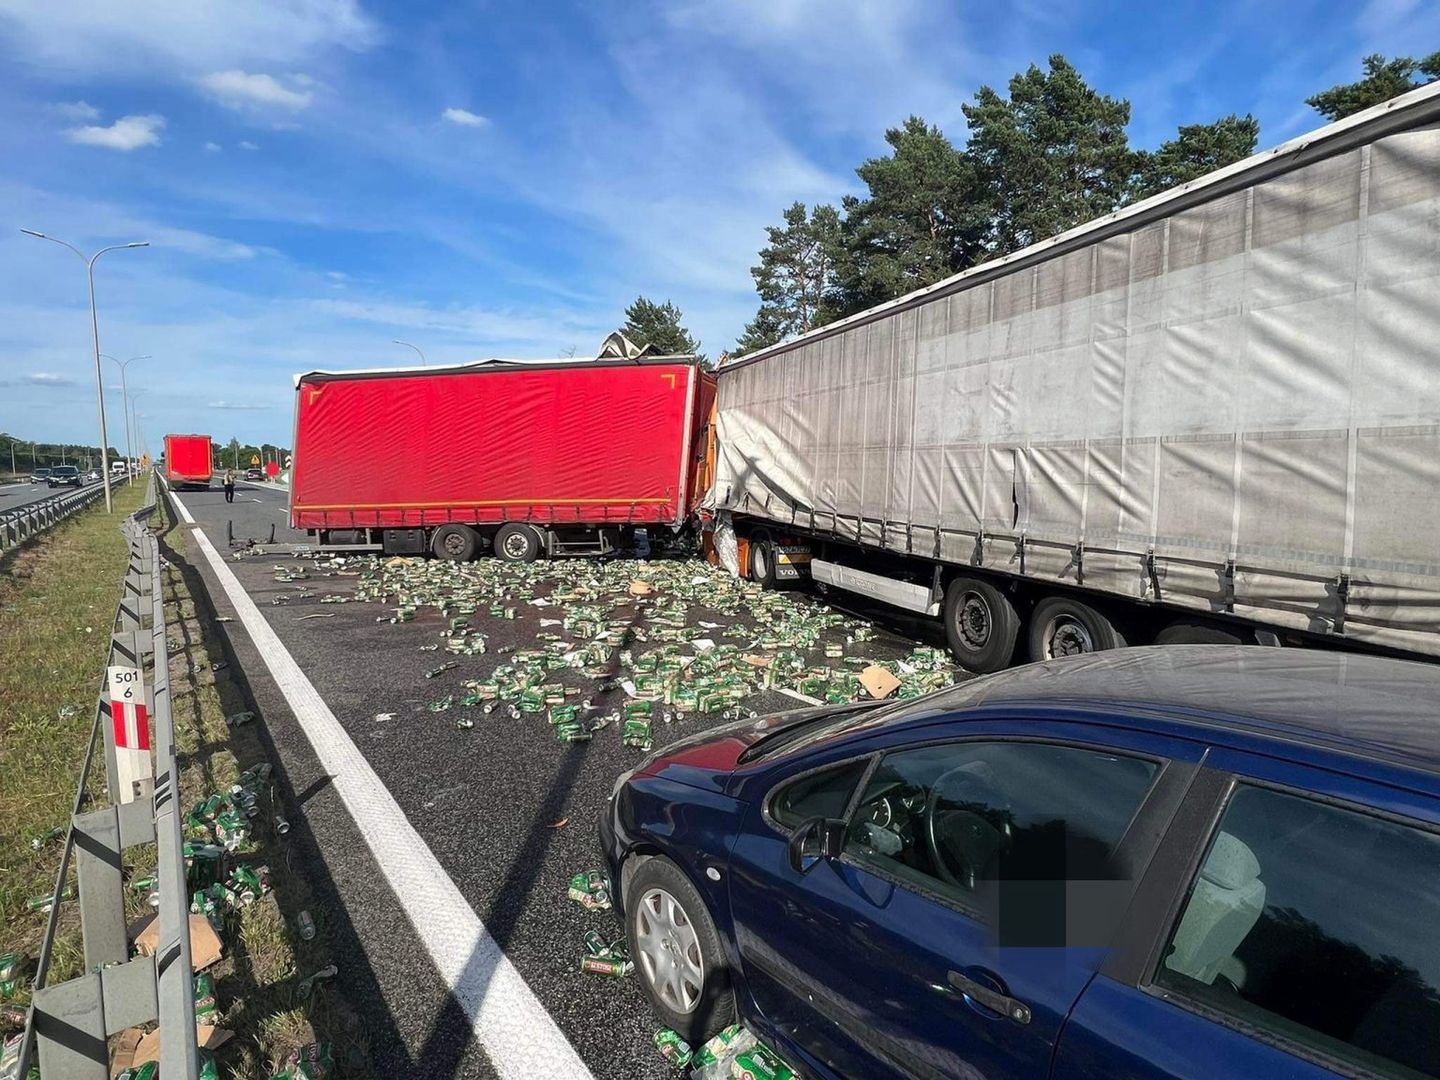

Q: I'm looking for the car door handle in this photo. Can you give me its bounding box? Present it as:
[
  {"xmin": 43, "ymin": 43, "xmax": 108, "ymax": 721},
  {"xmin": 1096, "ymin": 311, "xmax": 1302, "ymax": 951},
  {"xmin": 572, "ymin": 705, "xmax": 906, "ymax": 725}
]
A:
[{"xmin": 948, "ymin": 970, "xmax": 1032, "ymax": 1025}]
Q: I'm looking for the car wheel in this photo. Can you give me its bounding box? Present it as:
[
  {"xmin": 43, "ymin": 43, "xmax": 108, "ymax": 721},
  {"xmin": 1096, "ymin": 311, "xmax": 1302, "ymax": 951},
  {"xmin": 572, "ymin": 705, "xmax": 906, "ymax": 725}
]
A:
[
  {"xmin": 625, "ymin": 856, "xmax": 736, "ymax": 1045},
  {"xmin": 430, "ymin": 523, "xmax": 478, "ymax": 562},
  {"xmin": 1029, "ymin": 596, "xmax": 1127, "ymax": 661},
  {"xmin": 943, "ymin": 575, "xmax": 1020, "ymax": 674},
  {"xmin": 493, "ymin": 522, "xmax": 542, "ymax": 563},
  {"xmin": 1155, "ymin": 621, "xmax": 1252, "ymax": 646}
]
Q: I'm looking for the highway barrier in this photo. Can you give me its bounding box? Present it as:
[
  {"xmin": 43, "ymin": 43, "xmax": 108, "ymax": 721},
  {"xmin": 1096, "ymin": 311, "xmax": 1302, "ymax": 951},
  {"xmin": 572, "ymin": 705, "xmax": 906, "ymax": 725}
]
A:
[
  {"xmin": 10, "ymin": 472, "xmax": 198, "ymax": 1080},
  {"xmin": 0, "ymin": 476, "xmax": 134, "ymax": 556}
]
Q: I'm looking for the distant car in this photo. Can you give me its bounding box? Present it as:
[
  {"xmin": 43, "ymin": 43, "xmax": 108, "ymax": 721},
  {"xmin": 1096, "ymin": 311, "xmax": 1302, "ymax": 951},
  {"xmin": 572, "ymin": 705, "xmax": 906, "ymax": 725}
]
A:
[
  {"xmin": 86, "ymin": 470, "xmax": 101, "ymax": 482},
  {"xmin": 245, "ymin": 468, "xmax": 264, "ymax": 481},
  {"xmin": 30, "ymin": 467, "xmax": 51, "ymax": 483},
  {"xmin": 47, "ymin": 466, "xmax": 82, "ymax": 489},
  {"xmin": 601, "ymin": 647, "xmax": 1440, "ymax": 1080}
]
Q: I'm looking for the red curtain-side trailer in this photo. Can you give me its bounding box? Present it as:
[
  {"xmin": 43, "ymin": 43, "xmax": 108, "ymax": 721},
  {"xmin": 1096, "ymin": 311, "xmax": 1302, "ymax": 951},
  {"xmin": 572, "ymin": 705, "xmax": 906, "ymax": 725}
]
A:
[
  {"xmin": 163, "ymin": 434, "xmax": 214, "ymax": 490},
  {"xmin": 289, "ymin": 358, "xmax": 714, "ymax": 561}
]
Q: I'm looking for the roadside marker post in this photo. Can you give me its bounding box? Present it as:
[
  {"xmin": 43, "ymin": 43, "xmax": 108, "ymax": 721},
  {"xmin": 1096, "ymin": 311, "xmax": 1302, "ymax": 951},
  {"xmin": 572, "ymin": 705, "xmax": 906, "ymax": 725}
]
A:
[{"xmin": 107, "ymin": 661, "xmax": 153, "ymax": 803}]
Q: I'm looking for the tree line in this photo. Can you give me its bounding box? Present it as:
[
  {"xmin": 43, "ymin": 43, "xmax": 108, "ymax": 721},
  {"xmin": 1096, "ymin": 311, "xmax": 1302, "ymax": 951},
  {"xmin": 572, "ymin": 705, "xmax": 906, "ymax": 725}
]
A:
[
  {"xmin": 613, "ymin": 49, "xmax": 1438, "ymax": 363},
  {"xmin": 0, "ymin": 432, "xmax": 123, "ymax": 475}
]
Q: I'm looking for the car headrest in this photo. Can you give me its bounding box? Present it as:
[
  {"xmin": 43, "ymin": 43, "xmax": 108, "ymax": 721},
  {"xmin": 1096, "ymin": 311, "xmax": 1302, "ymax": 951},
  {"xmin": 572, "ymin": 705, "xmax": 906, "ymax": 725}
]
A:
[{"xmin": 1199, "ymin": 831, "xmax": 1261, "ymax": 891}]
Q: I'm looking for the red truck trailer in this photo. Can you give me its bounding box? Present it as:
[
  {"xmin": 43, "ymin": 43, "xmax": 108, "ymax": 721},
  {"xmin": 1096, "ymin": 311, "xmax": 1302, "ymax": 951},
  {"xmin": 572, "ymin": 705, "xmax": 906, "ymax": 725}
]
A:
[
  {"xmin": 290, "ymin": 358, "xmax": 715, "ymax": 560},
  {"xmin": 163, "ymin": 434, "xmax": 213, "ymax": 490}
]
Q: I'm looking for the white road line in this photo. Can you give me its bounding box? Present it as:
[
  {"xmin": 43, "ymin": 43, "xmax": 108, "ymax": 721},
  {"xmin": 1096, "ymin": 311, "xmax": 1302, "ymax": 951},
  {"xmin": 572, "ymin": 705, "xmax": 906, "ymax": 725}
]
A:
[
  {"xmin": 169, "ymin": 491, "xmax": 592, "ymax": 1079},
  {"xmin": 169, "ymin": 483, "xmax": 196, "ymax": 524}
]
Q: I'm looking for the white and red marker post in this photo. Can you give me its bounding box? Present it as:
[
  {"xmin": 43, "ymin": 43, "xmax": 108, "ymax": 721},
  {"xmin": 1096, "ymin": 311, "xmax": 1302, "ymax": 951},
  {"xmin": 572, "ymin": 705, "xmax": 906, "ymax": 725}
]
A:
[{"xmin": 107, "ymin": 662, "xmax": 154, "ymax": 802}]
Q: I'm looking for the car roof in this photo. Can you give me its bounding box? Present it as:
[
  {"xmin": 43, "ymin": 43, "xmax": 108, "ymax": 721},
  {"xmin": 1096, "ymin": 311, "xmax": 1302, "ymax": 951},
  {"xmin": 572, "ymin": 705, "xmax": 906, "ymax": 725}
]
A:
[{"xmin": 921, "ymin": 646, "xmax": 1440, "ymax": 776}]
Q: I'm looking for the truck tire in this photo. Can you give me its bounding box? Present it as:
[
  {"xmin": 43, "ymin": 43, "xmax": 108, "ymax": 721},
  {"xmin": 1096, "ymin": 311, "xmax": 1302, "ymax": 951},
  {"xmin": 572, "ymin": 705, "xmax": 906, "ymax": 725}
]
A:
[
  {"xmin": 1029, "ymin": 596, "xmax": 1127, "ymax": 661},
  {"xmin": 431, "ymin": 523, "xmax": 478, "ymax": 562},
  {"xmin": 494, "ymin": 522, "xmax": 541, "ymax": 563},
  {"xmin": 1155, "ymin": 621, "xmax": 1251, "ymax": 646},
  {"xmin": 943, "ymin": 576, "xmax": 1021, "ymax": 674},
  {"xmin": 748, "ymin": 533, "xmax": 777, "ymax": 589}
]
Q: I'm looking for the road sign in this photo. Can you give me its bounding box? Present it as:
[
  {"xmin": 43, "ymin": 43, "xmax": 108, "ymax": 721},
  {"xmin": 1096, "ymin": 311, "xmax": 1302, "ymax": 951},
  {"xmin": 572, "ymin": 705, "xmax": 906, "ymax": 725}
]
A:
[
  {"xmin": 250, "ymin": 454, "xmax": 261, "ymax": 466},
  {"xmin": 107, "ymin": 662, "xmax": 154, "ymax": 802}
]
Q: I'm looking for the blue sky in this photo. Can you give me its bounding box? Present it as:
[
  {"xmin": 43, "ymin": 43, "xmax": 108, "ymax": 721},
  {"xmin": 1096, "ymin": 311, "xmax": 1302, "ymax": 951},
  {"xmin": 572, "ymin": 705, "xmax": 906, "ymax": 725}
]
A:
[{"xmin": 1, "ymin": 0, "xmax": 1436, "ymax": 455}]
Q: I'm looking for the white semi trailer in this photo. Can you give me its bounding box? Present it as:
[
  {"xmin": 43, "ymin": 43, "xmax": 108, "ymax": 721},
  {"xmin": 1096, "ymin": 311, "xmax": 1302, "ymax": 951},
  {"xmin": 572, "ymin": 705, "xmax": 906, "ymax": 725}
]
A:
[{"xmin": 712, "ymin": 82, "xmax": 1440, "ymax": 672}]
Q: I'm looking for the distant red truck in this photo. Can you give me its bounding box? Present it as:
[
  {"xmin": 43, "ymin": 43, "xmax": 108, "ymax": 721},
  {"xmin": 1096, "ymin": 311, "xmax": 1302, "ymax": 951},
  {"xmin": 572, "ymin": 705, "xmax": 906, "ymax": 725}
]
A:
[
  {"xmin": 289, "ymin": 358, "xmax": 715, "ymax": 560},
  {"xmin": 163, "ymin": 434, "xmax": 214, "ymax": 490}
]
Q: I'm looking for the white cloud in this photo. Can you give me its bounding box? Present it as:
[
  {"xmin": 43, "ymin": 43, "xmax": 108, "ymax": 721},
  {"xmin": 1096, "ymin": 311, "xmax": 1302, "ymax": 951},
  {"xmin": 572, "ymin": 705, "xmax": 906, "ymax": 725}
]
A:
[
  {"xmin": 441, "ymin": 107, "xmax": 489, "ymax": 128},
  {"xmin": 28, "ymin": 372, "xmax": 75, "ymax": 386},
  {"xmin": 53, "ymin": 100, "xmax": 100, "ymax": 121},
  {"xmin": 65, "ymin": 114, "xmax": 165, "ymax": 151},
  {"xmin": 203, "ymin": 141, "xmax": 222, "ymax": 152},
  {"xmin": 238, "ymin": 140, "xmax": 259, "ymax": 151},
  {"xmin": 304, "ymin": 297, "xmax": 609, "ymax": 346},
  {"xmin": 0, "ymin": 0, "xmax": 377, "ymax": 75},
  {"xmin": 201, "ymin": 70, "xmax": 314, "ymax": 111},
  {"xmin": 207, "ymin": 400, "xmax": 268, "ymax": 410}
]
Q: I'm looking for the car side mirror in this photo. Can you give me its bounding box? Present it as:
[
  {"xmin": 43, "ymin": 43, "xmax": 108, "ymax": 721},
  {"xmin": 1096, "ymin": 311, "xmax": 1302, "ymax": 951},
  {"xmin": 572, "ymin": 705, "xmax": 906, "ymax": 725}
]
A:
[{"xmin": 787, "ymin": 816, "xmax": 846, "ymax": 875}]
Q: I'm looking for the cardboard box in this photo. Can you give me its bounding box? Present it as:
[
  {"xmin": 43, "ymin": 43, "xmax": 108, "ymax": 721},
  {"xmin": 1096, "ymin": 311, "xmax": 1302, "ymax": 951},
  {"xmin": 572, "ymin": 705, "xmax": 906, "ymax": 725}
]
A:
[
  {"xmin": 859, "ymin": 665, "xmax": 901, "ymax": 700},
  {"xmin": 132, "ymin": 913, "xmax": 223, "ymax": 972}
]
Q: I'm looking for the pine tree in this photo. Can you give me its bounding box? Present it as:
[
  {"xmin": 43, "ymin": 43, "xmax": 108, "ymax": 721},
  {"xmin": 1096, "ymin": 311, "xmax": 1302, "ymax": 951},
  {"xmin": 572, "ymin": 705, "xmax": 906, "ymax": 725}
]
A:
[
  {"xmin": 1307, "ymin": 52, "xmax": 1440, "ymax": 122},
  {"xmin": 963, "ymin": 55, "xmax": 1134, "ymax": 256},
  {"xmin": 621, "ymin": 296, "xmax": 705, "ymax": 362},
  {"xmin": 1131, "ymin": 114, "xmax": 1260, "ymax": 201},
  {"xmin": 740, "ymin": 202, "xmax": 842, "ymax": 350},
  {"xmin": 833, "ymin": 117, "xmax": 983, "ymax": 315}
]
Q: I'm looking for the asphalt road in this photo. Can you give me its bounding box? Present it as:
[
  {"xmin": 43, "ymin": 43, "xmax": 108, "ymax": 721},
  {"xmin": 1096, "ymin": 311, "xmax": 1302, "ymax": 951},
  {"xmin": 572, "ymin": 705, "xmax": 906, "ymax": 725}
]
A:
[
  {"xmin": 164, "ymin": 481, "xmax": 957, "ymax": 1079},
  {"xmin": 0, "ymin": 479, "xmax": 94, "ymax": 513}
]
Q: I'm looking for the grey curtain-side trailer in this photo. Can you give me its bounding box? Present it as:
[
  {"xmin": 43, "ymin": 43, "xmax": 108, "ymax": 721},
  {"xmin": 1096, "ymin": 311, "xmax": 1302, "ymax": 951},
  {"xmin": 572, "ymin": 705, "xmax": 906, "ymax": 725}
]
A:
[{"xmin": 712, "ymin": 82, "xmax": 1440, "ymax": 672}]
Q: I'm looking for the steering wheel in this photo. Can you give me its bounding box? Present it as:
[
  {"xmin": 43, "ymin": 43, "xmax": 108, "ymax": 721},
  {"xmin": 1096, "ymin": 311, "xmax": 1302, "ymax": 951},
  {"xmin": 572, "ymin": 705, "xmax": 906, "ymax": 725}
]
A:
[{"xmin": 925, "ymin": 764, "xmax": 1009, "ymax": 891}]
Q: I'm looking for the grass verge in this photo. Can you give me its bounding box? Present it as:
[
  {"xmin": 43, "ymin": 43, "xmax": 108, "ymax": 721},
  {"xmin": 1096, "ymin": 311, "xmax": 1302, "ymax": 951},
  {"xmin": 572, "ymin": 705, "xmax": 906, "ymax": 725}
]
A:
[
  {"xmin": 155, "ymin": 500, "xmax": 370, "ymax": 1078},
  {"xmin": 0, "ymin": 478, "xmax": 146, "ymax": 978},
  {"xmin": 0, "ymin": 486, "xmax": 368, "ymax": 1077}
]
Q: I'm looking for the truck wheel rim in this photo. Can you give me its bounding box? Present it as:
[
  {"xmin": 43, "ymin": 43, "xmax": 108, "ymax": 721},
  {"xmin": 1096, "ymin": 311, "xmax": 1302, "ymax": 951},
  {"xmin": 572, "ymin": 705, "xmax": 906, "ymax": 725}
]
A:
[
  {"xmin": 442, "ymin": 532, "xmax": 466, "ymax": 556},
  {"xmin": 634, "ymin": 887, "xmax": 704, "ymax": 1014},
  {"xmin": 502, "ymin": 532, "xmax": 529, "ymax": 559},
  {"xmin": 958, "ymin": 592, "xmax": 992, "ymax": 649},
  {"xmin": 1043, "ymin": 615, "xmax": 1093, "ymax": 658}
]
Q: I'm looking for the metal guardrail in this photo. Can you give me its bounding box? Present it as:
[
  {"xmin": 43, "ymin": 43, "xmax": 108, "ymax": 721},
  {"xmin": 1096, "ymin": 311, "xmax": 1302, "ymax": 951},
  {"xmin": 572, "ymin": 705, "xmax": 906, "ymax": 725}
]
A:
[
  {"xmin": 11, "ymin": 473, "xmax": 198, "ymax": 1080},
  {"xmin": 0, "ymin": 476, "xmax": 135, "ymax": 555}
]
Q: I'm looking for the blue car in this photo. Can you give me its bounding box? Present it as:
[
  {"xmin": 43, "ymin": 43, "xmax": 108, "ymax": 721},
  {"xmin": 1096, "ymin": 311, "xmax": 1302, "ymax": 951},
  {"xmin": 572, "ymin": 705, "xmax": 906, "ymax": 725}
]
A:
[{"xmin": 599, "ymin": 646, "xmax": 1440, "ymax": 1079}]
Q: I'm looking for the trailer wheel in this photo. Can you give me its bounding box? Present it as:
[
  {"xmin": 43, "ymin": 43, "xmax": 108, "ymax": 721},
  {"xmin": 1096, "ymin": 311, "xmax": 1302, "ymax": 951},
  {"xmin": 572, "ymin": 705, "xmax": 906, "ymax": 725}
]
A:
[
  {"xmin": 943, "ymin": 576, "xmax": 1020, "ymax": 674},
  {"xmin": 1155, "ymin": 621, "xmax": 1250, "ymax": 646},
  {"xmin": 495, "ymin": 523, "xmax": 542, "ymax": 563},
  {"xmin": 431, "ymin": 524, "xmax": 478, "ymax": 562},
  {"xmin": 1029, "ymin": 597, "xmax": 1126, "ymax": 662},
  {"xmin": 748, "ymin": 533, "xmax": 777, "ymax": 589}
]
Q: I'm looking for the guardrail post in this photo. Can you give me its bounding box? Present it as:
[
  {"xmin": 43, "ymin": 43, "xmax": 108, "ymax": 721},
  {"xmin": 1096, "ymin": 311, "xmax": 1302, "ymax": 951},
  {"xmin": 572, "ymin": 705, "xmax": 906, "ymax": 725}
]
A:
[
  {"xmin": 72, "ymin": 808, "xmax": 128, "ymax": 972},
  {"xmin": 32, "ymin": 974, "xmax": 109, "ymax": 1080}
]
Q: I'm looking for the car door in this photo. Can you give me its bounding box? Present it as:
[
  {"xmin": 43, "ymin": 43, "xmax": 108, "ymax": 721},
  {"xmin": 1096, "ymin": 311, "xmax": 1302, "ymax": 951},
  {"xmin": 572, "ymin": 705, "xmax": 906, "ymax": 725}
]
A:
[
  {"xmin": 727, "ymin": 715, "xmax": 1205, "ymax": 1080},
  {"xmin": 1052, "ymin": 749, "xmax": 1440, "ymax": 1079}
]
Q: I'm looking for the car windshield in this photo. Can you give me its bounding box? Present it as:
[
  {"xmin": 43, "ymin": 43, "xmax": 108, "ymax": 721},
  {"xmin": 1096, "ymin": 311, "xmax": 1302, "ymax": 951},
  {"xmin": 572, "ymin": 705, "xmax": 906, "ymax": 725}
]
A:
[{"xmin": 53, "ymin": 467, "xmax": 78, "ymax": 476}]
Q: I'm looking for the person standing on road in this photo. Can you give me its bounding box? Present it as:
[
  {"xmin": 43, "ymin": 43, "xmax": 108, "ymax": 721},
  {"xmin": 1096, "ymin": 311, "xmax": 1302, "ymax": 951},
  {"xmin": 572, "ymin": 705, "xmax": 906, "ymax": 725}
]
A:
[{"xmin": 224, "ymin": 468, "xmax": 236, "ymax": 503}]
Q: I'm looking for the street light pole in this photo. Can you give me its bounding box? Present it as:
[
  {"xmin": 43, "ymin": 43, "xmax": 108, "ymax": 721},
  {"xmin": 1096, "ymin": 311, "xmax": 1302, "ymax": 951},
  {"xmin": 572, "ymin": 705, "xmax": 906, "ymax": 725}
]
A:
[
  {"xmin": 22, "ymin": 230, "xmax": 149, "ymax": 512},
  {"xmin": 393, "ymin": 339, "xmax": 427, "ymax": 366},
  {"xmin": 102, "ymin": 354, "xmax": 149, "ymax": 476},
  {"xmin": 129, "ymin": 390, "xmax": 148, "ymax": 475}
]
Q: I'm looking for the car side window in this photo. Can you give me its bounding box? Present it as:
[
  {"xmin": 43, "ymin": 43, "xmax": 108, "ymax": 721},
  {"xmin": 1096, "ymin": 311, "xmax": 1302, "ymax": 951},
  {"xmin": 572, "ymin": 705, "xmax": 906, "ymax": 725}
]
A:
[
  {"xmin": 770, "ymin": 760, "xmax": 869, "ymax": 829},
  {"xmin": 1156, "ymin": 785, "xmax": 1440, "ymax": 1078},
  {"xmin": 842, "ymin": 741, "xmax": 1158, "ymax": 909}
]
